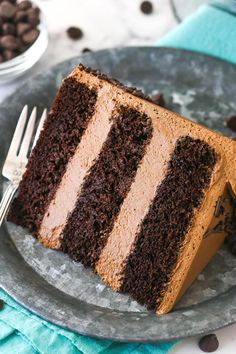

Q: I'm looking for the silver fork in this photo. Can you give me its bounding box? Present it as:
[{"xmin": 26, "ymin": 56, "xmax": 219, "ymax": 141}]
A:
[{"xmin": 0, "ymin": 105, "xmax": 47, "ymax": 226}]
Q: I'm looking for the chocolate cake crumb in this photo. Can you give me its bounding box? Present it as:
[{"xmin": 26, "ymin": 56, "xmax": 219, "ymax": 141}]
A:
[
  {"xmin": 61, "ymin": 106, "xmax": 153, "ymax": 268},
  {"xmin": 0, "ymin": 299, "xmax": 4, "ymax": 310},
  {"xmin": 198, "ymin": 334, "xmax": 219, "ymax": 352},
  {"xmin": 121, "ymin": 136, "xmax": 217, "ymax": 310},
  {"xmin": 226, "ymin": 115, "xmax": 236, "ymax": 132},
  {"xmin": 140, "ymin": 1, "xmax": 153, "ymax": 14},
  {"xmin": 150, "ymin": 93, "xmax": 165, "ymax": 107},
  {"xmin": 8, "ymin": 78, "xmax": 97, "ymax": 233},
  {"xmin": 67, "ymin": 26, "xmax": 83, "ymax": 40}
]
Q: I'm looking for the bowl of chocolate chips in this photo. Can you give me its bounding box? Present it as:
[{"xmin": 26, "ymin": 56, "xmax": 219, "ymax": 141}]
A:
[{"xmin": 0, "ymin": 0, "xmax": 48, "ymax": 81}]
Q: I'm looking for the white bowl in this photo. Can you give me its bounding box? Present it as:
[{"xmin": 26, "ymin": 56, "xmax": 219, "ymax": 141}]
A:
[{"xmin": 0, "ymin": 8, "xmax": 48, "ymax": 82}]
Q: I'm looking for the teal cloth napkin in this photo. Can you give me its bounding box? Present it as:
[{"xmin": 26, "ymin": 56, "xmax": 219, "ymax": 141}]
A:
[
  {"xmin": 1, "ymin": 3, "xmax": 236, "ymax": 353},
  {"xmin": 0, "ymin": 288, "xmax": 177, "ymax": 354},
  {"xmin": 158, "ymin": 4, "xmax": 236, "ymax": 65}
]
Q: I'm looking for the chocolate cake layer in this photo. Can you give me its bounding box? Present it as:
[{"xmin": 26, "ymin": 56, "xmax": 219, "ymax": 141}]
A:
[
  {"xmin": 8, "ymin": 78, "xmax": 97, "ymax": 232},
  {"xmin": 61, "ymin": 106, "xmax": 153, "ymax": 268},
  {"xmin": 121, "ymin": 136, "xmax": 217, "ymax": 311}
]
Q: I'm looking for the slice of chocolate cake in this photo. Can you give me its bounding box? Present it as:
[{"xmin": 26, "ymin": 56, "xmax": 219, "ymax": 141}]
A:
[{"xmin": 8, "ymin": 64, "xmax": 236, "ymax": 314}]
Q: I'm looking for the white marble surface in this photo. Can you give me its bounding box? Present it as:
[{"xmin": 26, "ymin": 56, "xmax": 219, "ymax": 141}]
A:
[
  {"xmin": 0, "ymin": 0, "xmax": 178, "ymax": 101},
  {"xmin": 0, "ymin": 1, "xmax": 236, "ymax": 353}
]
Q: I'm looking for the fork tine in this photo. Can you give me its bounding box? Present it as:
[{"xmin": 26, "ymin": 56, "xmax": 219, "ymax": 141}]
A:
[
  {"xmin": 32, "ymin": 108, "xmax": 47, "ymax": 149},
  {"xmin": 6, "ymin": 105, "xmax": 28, "ymax": 159},
  {"xmin": 18, "ymin": 107, "xmax": 37, "ymax": 158}
]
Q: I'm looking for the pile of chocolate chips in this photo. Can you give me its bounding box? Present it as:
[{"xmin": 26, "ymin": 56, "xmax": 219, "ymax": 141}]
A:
[{"xmin": 0, "ymin": 0, "xmax": 40, "ymax": 63}]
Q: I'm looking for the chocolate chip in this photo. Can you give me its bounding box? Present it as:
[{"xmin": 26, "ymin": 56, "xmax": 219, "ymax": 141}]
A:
[
  {"xmin": 17, "ymin": 0, "xmax": 32, "ymax": 11},
  {"xmin": 33, "ymin": 6, "xmax": 40, "ymax": 15},
  {"xmin": 0, "ymin": 1, "xmax": 16, "ymax": 19},
  {"xmin": 1, "ymin": 34, "xmax": 19, "ymax": 49},
  {"xmin": 67, "ymin": 26, "xmax": 83, "ymax": 40},
  {"xmin": 226, "ymin": 115, "xmax": 236, "ymax": 132},
  {"xmin": 151, "ymin": 93, "xmax": 165, "ymax": 107},
  {"xmin": 27, "ymin": 8, "xmax": 39, "ymax": 26},
  {"xmin": 198, "ymin": 334, "xmax": 219, "ymax": 352},
  {"xmin": 16, "ymin": 22, "xmax": 31, "ymax": 36},
  {"xmin": 14, "ymin": 10, "xmax": 27, "ymax": 22},
  {"xmin": 0, "ymin": 299, "xmax": 4, "ymax": 310},
  {"xmin": 2, "ymin": 22, "xmax": 15, "ymax": 35},
  {"xmin": 21, "ymin": 28, "xmax": 38, "ymax": 44},
  {"xmin": 228, "ymin": 237, "xmax": 236, "ymax": 255},
  {"xmin": 82, "ymin": 47, "xmax": 91, "ymax": 53},
  {"xmin": 3, "ymin": 48, "xmax": 16, "ymax": 60},
  {"xmin": 140, "ymin": 1, "xmax": 153, "ymax": 14}
]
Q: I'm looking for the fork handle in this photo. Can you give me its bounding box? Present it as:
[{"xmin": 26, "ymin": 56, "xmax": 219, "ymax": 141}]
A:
[{"xmin": 0, "ymin": 183, "xmax": 18, "ymax": 227}]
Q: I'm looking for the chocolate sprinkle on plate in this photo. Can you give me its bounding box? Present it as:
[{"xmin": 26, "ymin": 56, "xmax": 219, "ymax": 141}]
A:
[
  {"xmin": 226, "ymin": 115, "xmax": 236, "ymax": 132},
  {"xmin": 0, "ymin": 299, "xmax": 4, "ymax": 310},
  {"xmin": 198, "ymin": 334, "xmax": 219, "ymax": 352},
  {"xmin": 67, "ymin": 26, "xmax": 83, "ymax": 40},
  {"xmin": 140, "ymin": 1, "xmax": 153, "ymax": 14}
]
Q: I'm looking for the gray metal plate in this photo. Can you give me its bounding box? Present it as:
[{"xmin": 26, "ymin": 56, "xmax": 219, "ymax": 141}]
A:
[{"xmin": 1, "ymin": 47, "xmax": 236, "ymax": 342}]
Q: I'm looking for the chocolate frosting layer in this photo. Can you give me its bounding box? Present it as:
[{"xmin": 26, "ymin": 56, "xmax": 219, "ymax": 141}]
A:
[{"xmin": 78, "ymin": 64, "xmax": 156, "ymax": 104}]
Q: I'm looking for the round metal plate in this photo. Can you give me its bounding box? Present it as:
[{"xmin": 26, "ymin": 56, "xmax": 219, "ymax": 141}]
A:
[{"xmin": 1, "ymin": 47, "xmax": 236, "ymax": 342}]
